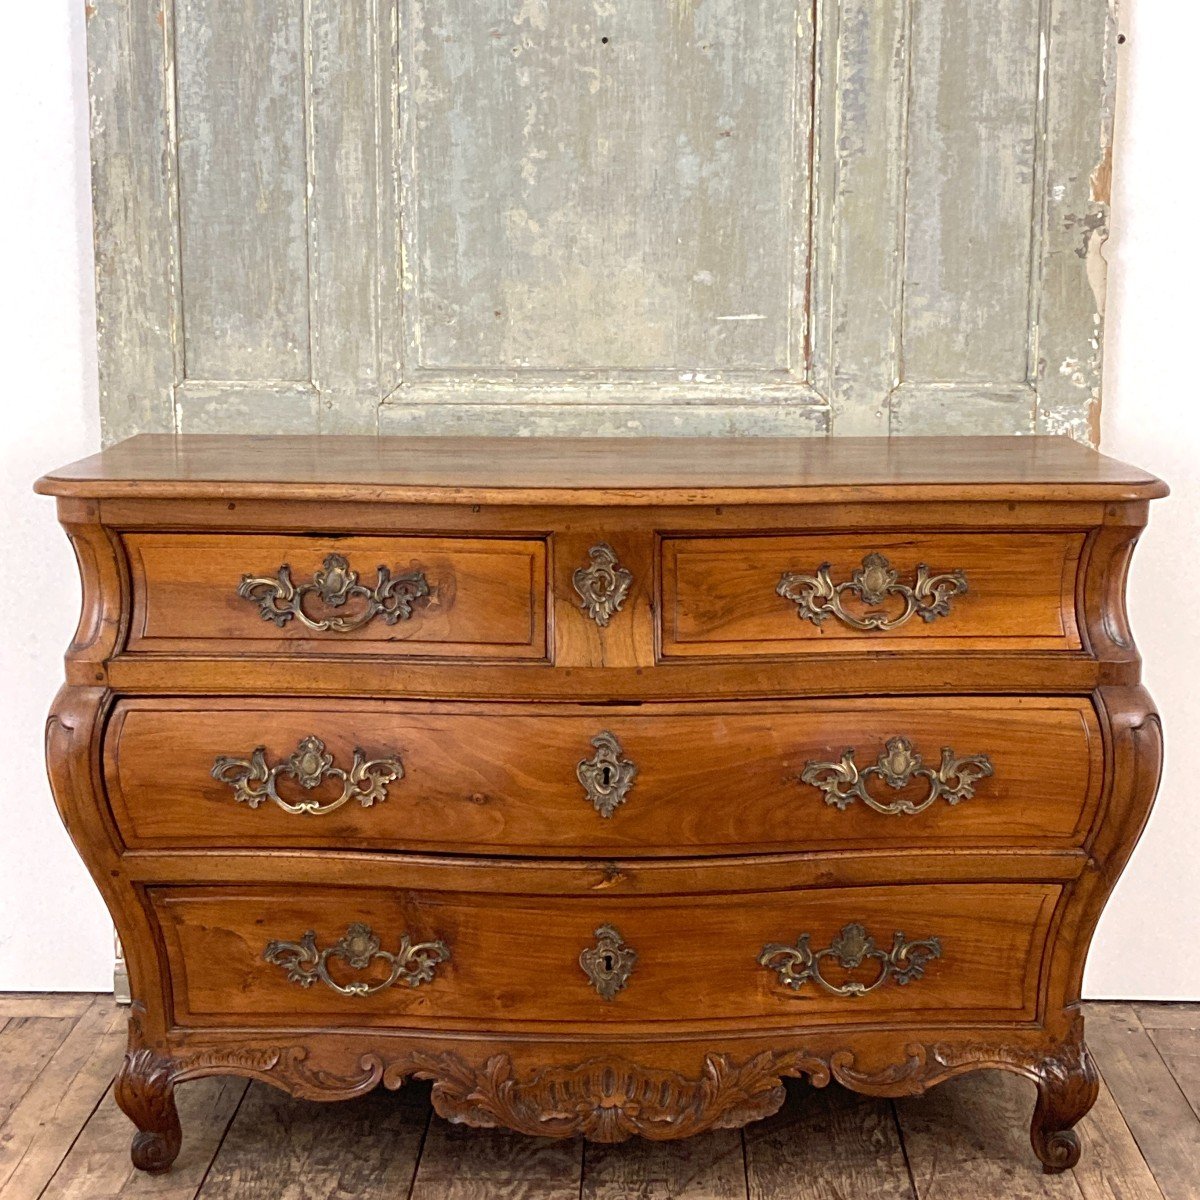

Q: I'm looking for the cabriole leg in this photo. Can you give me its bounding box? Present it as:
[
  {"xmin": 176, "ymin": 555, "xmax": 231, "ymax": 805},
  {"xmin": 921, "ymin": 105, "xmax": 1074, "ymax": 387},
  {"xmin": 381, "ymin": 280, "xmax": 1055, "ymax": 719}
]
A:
[
  {"xmin": 1029, "ymin": 1041, "xmax": 1099, "ymax": 1174},
  {"xmin": 114, "ymin": 1048, "xmax": 182, "ymax": 1173}
]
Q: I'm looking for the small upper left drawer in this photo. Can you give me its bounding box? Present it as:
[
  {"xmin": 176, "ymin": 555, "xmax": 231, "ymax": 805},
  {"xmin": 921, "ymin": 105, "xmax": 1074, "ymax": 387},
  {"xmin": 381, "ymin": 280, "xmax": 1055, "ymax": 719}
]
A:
[{"xmin": 122, "ymin": 534, "xmax": 548, "ymax": 659}]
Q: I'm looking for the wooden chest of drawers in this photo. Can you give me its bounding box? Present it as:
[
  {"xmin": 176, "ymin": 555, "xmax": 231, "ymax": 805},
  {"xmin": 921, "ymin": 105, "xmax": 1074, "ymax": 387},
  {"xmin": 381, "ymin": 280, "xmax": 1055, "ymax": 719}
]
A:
[{"xmin": 37, "ymin": 434, "xmax": 1166, "ymax": 1174}]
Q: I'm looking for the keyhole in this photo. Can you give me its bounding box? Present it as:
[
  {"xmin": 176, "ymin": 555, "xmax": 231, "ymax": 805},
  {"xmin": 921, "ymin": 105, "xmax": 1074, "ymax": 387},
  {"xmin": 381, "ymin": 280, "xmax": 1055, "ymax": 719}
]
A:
[
  {"xmin": 599, "ymin": 765, "xmax": 613, "ymax": 788},
  {"xmin": 601, "ymin": 952, "xmax": 616, "ymax": 973}
]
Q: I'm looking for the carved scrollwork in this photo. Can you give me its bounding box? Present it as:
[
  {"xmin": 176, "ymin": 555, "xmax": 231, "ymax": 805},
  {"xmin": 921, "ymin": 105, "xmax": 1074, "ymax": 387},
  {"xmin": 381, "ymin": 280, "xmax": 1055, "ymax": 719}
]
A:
[
  {"xmin": 127, "ymin": 1032, "xmax": 1096, "ymax": 1164},
  {"xmin": 237, "ymin": 553, "xmax": 430, "ymax": 632},
  {"xmin": 573, "ymin": 543, "xmax": 633, "ymax": 627},
  {"xmin": 776, "ymin": 552, "xmax": 967, "ymax": 631},
  {"xmin": 576, "ymin": 731, "xmax": 637, "ymax": 818},
  {"xmin": 211, "ymin": 736, "xmax": 404, "ymax": 816},
  {"xmin": 800, "ymin": 736, "xmax": 993, "ymax": 816},
  {"xmin": 395, "ymin": 1049, "xmax": 826, "ymax": 1143},
  {"xmin": 263, "ymin": 923, "xmax": 449, "ymax": 996},
  {"xmin": 579, "ymin": 924, "xmax": 637, "ymax": 999},
  {"xmin": 759, "ymin": 922, "xmax": 942, "ymax": 997},
  {"xmin": 114, "ymin": 1049, "xmax": 182, "ymax": 1174}
]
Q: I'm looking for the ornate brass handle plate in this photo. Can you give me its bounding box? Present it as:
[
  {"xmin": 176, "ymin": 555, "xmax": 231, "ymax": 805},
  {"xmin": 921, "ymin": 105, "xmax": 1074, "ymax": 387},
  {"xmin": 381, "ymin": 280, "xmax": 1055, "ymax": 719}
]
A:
[
  {"xmin": 776, "ymin": 552, "xmax": 967, "ymax": 631},
  {"xmin": 238, "ymin": 553, "xmax": 430, "ymax": 632},
  {"xmin": 580, "ymin": 924, "xmax": 637, "ymax": 1000},
  {"xmin": 211, "ymin": 736, "xmax": 404, "ymax": 816},
  {"xmin": 264, "ymin": 923, "xmax": 449, "ymax": 996},
  {"xmin": 573, "ymin": 543, "xmax": 633, "ymax": 627},
  {"xmin": 576, "ymin": 731, "xmax": 637, "ymax": 818},
  {"xmin": 759, "ymin": 923, "xmax": 941, "ymax": 997},
  {"xmin": 800, "ymin": 736, "xmax": 993, "ymax": 816}
]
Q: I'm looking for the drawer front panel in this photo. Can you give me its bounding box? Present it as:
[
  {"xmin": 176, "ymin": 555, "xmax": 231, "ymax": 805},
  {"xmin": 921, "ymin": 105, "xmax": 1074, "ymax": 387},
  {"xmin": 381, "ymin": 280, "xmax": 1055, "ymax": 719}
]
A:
[
  {"xmin": 153, "ymin": 882, "xmax": 1058, "ymax": 1029},
  {"xmin": 106, "ymin": 699, "xmax": 1101, "ymax": 855},
  {"xmin": 660, "ymin": 532, "xmax": 1084, "ymax": 657},
  {"xmin": 124, "ymin": 534, "xmax": 547, "ymax": 658}
]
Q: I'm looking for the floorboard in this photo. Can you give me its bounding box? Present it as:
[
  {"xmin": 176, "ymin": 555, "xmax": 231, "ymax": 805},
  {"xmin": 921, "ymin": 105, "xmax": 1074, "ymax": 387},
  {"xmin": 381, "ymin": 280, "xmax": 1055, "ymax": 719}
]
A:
[
  {"xmin": 1083, "ymin": 1003, "xmax": 1200, "ymax": 1200},
  {"xmin": 0, "ymin": 1016, "xmax": 82, "ymax": 1130},
  {"xmin": 745, "ymin": 1080, "xmax": 914, "ymax": 1200},
  {"xmin": 1134, "ymin": 1004, "xmax": 1200, "ymax": 1032},
  {"xmin": 41, "ymin": 1077, "xmax": 246, "ymax": 1200},
  {"xmin": 0, "ymin": 997, "xmax": 98, "ymax": 1020},
  {"xmin": 896, "ymin": 1070, "xmax": 1082, "ymax": 1199},
  {"xmin": 0, "ymin": 998, "xmax": 125, "ymax": 1200},
  {"xmin": 409, "ymin": 1111, "xmax": 584, "ymax": 1200},
  {"xmin": 582, "ymin": 1128, "xmax": 747, "ymax": 1199},
  {"xmin": 1142, "ymin": 1025, "xmax": 1200, "ymax": 1125},
  {"xmin": 195, "ymin": 1081, "xmax": 427, "ymax": 1200},
  {"xmin": 0, "ymin": 999, "xmax": 1196, "ymax": 1199}
]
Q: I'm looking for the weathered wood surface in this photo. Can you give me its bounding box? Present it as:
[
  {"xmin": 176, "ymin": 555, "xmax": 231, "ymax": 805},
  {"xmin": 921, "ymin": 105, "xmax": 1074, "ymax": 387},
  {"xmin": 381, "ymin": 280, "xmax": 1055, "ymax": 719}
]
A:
[
  {"xmin": 194, "ymin": 1083, "xmax": 426, "ymax": 1200},
  {"xmin": 85, "ymin": 0, "xmax": 1118, "ymax": 441},
  {"xmin": 1083, "ymin": 1003, "xmax": 1200, "ymax": 1200},
  {"xmin": 409, "ymin": 1112, "xmax": 583, "ymax": 1200},
  {"xmin": 2, "ymin": 997, "xmax": 1199, "ymax": 1199},
  {"xmin": 745, "ymin": 1080, "xmax": 915, "ymax": 1199}
]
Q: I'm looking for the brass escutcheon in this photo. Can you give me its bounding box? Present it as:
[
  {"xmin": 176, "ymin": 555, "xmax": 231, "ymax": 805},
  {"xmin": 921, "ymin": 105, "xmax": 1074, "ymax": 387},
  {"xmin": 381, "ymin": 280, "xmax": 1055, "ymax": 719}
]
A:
[
  {"xmin": 573, "ymin": 543, "xmax": 633, "ymax": 627},
  {"xmin": 580, "ymin": 924, "xmax": 637, "ymax": 1000},
  {"xmin": 576, "ymin": 731, "xmax": 637, "ymax": 818}
]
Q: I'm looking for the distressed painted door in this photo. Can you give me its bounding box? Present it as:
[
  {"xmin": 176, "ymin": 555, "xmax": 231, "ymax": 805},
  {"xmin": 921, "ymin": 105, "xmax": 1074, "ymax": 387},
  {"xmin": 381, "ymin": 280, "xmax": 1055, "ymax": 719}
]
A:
[{"xmin": 87, "ymin": 0, "xmax": 1115, "ymax": 442}]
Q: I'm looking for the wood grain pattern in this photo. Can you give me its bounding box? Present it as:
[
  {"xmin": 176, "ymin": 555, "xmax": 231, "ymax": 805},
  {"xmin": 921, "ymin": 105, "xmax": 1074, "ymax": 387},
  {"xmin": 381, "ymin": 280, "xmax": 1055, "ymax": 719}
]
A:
[
  {"xmin": 582, "ymin": 1128, "xmax": 746, "ymax": 1200},
  {"xmin": 45, "ymin": 1076, "xmax": 247, "ymax": 1199},
  {"xmin": 1085, "ymin": 1005, "xmax": 1200, "ymax": 1200},
  {"xmin": 410, "ymin": 1113, "xmax": 583, "ymax": 1200},
  {"xmin": 124, "ymin": 533, "xmax": 547, "ymax": 659},
  {"xmin": 103, "ymin": 698, "xmax": 1102, "ymax": 855},
  {"xmin": 662, "ymin": 531, "xmax": 1084, "ymax": 655},
  {"xmin": 36, "ymin": 434, "xmax": 1165, "ymax": 1174},
  {"xmin": 0, "ymin": 1017, "xmax": 80, "ymax": 1129},
  {"xmin": 194, "ymin": 1083, "xmax": 426, "ymax": 1200},
  {"xmin": 36, "ymin": 435, "xmax": 1166, "ymax": 503},
  {"xmin": 896, "ymin": 1070, "xmax": 1082, "ymax": 1199},
  {"xmin": 745, "ymin": 1080, "xmax": 914, "ymax": 1199},
  {"xmin": 0, "ymin": 998, "xmax": 126, "ymax": 1198},
  {"xmin": 152, "ymin": 881, "xmax": 1057, "ymax": 1028}
]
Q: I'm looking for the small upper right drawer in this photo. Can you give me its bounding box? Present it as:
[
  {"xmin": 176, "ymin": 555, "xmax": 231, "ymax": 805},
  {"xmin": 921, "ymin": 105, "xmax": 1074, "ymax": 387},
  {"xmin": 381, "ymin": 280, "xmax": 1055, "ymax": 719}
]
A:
[{"xmin": 659, "ymin": 532, "xmax": 1085, "ymax": 658}]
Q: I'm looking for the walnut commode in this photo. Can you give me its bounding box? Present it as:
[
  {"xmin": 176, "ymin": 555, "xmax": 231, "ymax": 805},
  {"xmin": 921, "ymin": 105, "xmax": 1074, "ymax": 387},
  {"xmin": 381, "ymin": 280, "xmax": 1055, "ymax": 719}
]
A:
[{"xmin": 37, "ymin": 434, "xmax": 1166, "ymax": 1174}]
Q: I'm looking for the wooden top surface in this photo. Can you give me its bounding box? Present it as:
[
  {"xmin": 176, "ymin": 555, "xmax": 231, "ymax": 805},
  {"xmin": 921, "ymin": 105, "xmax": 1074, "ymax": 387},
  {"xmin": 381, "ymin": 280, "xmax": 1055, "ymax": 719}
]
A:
[{"xmin": 35, "ymin": 434, "xmax": 1167, "ymax": 505}]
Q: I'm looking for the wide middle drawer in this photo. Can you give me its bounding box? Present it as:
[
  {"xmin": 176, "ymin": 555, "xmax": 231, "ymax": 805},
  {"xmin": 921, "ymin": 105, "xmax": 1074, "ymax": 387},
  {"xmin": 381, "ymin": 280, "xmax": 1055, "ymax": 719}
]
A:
[{"xmin": 105, "ymin": 698, "xmax": 1102, "ymax": 855}]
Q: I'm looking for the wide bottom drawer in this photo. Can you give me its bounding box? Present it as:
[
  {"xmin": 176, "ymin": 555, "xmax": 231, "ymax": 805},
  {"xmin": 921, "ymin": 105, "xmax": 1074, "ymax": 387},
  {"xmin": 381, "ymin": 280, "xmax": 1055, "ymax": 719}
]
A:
[{"xmin": 153, "ymin": 881, "xmax": 1059, "ymax": 1032}]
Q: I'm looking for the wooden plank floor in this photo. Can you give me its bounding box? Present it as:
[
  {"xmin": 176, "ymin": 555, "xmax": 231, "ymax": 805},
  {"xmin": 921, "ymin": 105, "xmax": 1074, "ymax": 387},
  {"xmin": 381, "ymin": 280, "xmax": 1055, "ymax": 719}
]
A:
[{"xmin": 1, "ymin": 997, "xmax": 1197, "ymax": 1199}]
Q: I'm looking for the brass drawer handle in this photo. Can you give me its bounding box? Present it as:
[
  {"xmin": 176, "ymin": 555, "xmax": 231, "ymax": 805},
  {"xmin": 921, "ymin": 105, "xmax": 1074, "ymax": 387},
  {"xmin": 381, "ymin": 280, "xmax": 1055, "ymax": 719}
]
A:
[
  {"xmin": 776, "ymin": 552, "xmax": 967, "ymax": 631},
  {"xmin": 573, "ymin": 543, "xmax": 632, "ymax": 627},
  {"xmin": 238, "ymin": 552, "xmax": 429, "ymax": 632},
  {"xmin": 801, "ymin": 736, "xmax": 993, "ymax": 816},
  {"xmin": 576, "ymin": 731, "xmax": 637, "ymax": 818},
  {"xmin": 580, "ymin": 924, "xmax": 637, "ymax": 1000},
  {"xmin": 264, "ymin": 923, "xmax": 449, "ymax": 996},
  {"xmin": 211, "ymin": 736, "xmax": 403, "ymax": 816},
  {"xmin": 759, "ymin": 922, "xmax": 941, "ymax": 997}
]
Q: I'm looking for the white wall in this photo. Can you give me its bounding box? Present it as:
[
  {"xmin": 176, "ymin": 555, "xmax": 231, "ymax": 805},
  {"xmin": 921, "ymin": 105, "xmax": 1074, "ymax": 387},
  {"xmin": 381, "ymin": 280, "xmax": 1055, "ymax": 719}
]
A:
[
  {"xmin": 0, "ymin": 1, "xmax": 111, "ymax": 988},
  {"xmin": 0, "ymin": 1, "xmax": 1195, "ymax": 996},
  {"xmin": 1087, "ymin": 0, "xmax": 1200, "ymax": 998}
]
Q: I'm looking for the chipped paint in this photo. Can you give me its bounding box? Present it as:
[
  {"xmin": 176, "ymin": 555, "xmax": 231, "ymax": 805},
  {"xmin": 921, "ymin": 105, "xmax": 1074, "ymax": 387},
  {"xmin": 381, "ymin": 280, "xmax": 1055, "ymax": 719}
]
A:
[{"xmin": 88, "ymin": 0, "xmax": 1118, "ymax": 442}]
